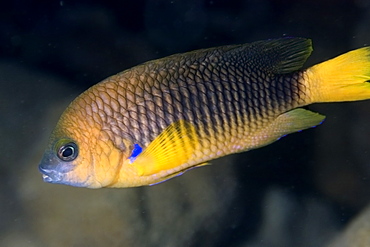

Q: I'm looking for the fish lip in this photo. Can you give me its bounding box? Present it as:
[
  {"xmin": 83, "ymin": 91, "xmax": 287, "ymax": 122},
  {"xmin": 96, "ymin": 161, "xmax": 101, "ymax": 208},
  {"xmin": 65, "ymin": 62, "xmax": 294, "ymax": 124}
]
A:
[{"xmin": 38, "ymin": 166, "xmax": 63, "ymax": 183}]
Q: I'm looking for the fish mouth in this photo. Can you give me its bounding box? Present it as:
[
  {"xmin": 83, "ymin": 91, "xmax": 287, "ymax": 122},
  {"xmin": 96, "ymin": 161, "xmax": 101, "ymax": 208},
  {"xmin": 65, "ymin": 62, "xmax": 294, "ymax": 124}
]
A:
[{"xmin": 39, "ymin": 166, "xmax": 64, "ymax": 183}]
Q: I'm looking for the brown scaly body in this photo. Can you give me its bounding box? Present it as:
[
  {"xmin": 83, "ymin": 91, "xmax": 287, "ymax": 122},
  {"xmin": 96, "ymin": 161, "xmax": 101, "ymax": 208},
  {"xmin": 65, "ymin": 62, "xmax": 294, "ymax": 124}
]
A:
[
  {"xmin": 39, "ymin": 37, "xmax": 370, "ymax": 188},
  {"xmin": 67, "ymin": 40, "xmax": 307, "ymax": 159}
]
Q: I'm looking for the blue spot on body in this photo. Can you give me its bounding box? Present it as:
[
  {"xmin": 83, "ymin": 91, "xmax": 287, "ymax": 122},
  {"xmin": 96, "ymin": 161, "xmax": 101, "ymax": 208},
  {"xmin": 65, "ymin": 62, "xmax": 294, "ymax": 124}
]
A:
[{"xmin": 129, "ymin": 144, "xmax": 142, "ymax": 163}]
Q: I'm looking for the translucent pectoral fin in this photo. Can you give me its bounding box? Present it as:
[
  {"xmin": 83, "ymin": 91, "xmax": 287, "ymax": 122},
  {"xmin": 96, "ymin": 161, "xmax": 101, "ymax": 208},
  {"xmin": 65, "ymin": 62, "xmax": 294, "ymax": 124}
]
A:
[{"xmin": 131, "ymin": 120, "xmax": 199, "ymax": 176}]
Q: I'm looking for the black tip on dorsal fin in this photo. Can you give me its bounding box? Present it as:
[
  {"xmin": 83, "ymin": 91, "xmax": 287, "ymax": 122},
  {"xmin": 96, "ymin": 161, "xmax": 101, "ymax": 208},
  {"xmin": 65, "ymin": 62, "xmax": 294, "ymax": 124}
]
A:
[
  {"xmin": 269, "ymin": 37, "xmax": 313, "ymax": 73},
  {"xmin": 224, "ymin": 37, "xmax": 313, "ymax": 74}
]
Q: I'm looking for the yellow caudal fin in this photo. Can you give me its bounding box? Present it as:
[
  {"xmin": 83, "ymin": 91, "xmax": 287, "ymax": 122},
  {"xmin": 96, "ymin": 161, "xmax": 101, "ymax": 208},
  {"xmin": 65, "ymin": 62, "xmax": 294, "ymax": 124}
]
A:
[{"xmin": 307, "ymin": 46, "xmax": 370, "ymax": 103}]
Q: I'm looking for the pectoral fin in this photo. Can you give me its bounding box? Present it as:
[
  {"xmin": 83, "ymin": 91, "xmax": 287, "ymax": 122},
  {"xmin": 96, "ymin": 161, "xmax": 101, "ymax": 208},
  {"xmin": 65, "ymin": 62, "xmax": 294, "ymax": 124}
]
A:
[{"xmin": 132, "ymin": 120, "xmax": 199, "ymax": 176}]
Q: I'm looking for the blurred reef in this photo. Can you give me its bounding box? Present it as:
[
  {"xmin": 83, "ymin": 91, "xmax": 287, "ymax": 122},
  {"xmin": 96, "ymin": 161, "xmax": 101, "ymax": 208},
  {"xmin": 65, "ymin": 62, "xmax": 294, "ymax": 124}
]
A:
[{"xmin": 1, "ymin": 0, "xmax": 370, "ymax": 246}]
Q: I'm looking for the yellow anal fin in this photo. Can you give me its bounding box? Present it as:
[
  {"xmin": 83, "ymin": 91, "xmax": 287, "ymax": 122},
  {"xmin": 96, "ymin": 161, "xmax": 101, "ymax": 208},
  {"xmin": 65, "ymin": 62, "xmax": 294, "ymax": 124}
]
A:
[
  {"xmin": 273, "ymin": 108, "xmax": 325, "ymax": 135},
  {"xmin": 250, "ymin": 108, "xmax": 325, "ymax": 149},
  {"xmin": 148, "ymin": 162, "xmax": 210, "ymax": 186},
  {"xmin": 132, "ymin": 120, "xmax": 199, "ymax": 176},
  {"xmin": 193, "ymin": 162, "xmax": 209, "ymax": 168}
]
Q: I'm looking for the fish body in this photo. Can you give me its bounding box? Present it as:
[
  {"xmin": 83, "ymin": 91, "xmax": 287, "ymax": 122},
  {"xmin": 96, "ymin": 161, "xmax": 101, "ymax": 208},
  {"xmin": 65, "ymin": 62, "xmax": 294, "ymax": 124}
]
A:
[{"xmin": 39, "ymin": 38, "xmax": 370, "ymax": 188}]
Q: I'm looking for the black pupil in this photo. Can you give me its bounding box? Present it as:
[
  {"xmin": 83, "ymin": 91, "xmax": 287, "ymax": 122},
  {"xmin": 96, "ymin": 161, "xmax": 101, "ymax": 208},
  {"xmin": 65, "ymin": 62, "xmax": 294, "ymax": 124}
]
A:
[
  {"xmin": 62, "ymin": 146, "xmax": 74, "ymax": 157},
  {"xmin": 57, "ymin": 142, "xmax": 78, "ymax": 161}
]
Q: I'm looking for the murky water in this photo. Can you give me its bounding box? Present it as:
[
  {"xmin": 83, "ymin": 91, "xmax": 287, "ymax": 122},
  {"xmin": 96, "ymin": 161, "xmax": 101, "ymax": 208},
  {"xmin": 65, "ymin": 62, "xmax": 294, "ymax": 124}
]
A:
[{"xmin": 1, "ymin": 1, "xmax": 369, "ymax": 246}]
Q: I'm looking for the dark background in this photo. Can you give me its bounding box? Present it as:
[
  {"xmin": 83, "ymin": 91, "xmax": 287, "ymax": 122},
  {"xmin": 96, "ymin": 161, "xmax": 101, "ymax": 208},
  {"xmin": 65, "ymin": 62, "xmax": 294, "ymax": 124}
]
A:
[{"xmin": 1, "ymin": 0, "xmax": 370, "ymax": 246}]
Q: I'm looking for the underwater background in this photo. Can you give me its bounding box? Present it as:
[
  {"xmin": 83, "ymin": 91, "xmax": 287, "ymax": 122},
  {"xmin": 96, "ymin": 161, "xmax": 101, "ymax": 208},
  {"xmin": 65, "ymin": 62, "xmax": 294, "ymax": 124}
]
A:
[{"xmin": 1, "ymin": 0, "xmax": 370, "ymax": 246}]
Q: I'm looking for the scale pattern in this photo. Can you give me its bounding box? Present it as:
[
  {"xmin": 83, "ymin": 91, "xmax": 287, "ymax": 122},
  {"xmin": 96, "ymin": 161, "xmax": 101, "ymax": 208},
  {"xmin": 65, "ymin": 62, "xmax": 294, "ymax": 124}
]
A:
[{"xmin": 77, "ymin": 45, "xmax": 307, "ymax": 160}]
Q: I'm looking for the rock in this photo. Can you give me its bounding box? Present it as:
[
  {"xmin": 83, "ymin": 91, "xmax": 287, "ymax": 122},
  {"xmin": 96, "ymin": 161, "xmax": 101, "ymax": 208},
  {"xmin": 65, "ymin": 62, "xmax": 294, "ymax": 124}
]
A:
[{"xmin": 328, "ymin": 205, "xmax": 370, "ymax": 247}]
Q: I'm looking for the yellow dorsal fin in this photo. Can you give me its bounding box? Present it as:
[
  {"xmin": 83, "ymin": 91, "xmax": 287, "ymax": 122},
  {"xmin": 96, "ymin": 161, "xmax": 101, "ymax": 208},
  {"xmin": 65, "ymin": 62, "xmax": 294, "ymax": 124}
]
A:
[{"xmin": 132, "ymin": 120, "xmax": 199, "ymax": 176}]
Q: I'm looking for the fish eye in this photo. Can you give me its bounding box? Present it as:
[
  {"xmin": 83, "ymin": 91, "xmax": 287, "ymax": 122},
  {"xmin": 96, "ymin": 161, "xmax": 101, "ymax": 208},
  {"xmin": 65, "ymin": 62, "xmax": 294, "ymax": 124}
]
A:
[{"xmin": 57, "ymin": 142, "xmax": 78, "ymax": 161}]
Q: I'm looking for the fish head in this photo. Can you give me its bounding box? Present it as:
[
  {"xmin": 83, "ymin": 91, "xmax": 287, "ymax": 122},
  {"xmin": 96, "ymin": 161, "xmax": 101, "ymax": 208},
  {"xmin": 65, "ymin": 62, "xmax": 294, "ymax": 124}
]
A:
[
  {"xmin": 38, "ymin": 96, "xmax": 133, "ymax": 189},
  {"xmin": 38, "ymin": 137, "xmax": 87, "ymax": 187}
]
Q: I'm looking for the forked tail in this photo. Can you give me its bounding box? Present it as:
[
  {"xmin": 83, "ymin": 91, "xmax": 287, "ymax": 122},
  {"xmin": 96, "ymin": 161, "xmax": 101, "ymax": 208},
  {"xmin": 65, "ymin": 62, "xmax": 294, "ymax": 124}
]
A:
[{"xmin": 306, "ymin": 46, "xmax": 370, "ymax": 103}]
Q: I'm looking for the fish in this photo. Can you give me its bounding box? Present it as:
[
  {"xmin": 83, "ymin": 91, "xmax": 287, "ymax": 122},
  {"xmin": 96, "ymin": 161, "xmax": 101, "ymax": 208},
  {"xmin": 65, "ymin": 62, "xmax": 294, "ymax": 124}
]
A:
[{"xmin": 38, "ymin": 37, "xmax": 370, "ymax": 188}]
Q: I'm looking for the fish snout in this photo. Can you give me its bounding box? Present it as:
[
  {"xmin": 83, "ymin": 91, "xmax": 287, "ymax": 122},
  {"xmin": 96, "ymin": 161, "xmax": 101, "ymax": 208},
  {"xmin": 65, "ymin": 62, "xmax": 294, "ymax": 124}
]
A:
[
  {"xmin": 38, "ymin": 166, "xmax": 63, "ymax": 183},
  {"xmin": 38, "ymin": 151, "xmax": 71, "ymax": 183}
]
